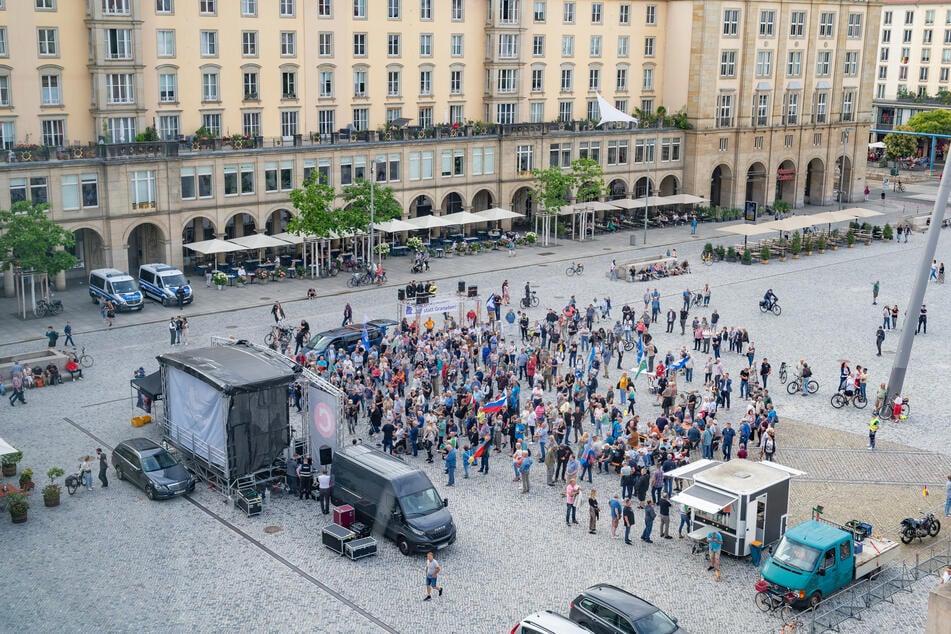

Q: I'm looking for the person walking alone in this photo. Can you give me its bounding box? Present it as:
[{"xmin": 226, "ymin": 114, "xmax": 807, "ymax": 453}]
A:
[
  {"xmin": 588, "ymin": 489, "xmax": 600, "ymax": 534},
  {"xmin": 565, "ymin": 478, "xmax": 580, "ymax": 526},
  {"xmin": 872, "ymin": 280, "xmax": 880, "ymax": 305},
  {"xmin": 81, "ymin": 455, "xmax": 94, "ymax": 491},
  {"xmin": 876, "ymin": 326, "xmax": 885, "ymax": 356},
  {"xmin": 659, "ymin": 493, "xmax": 673, "ymax": 539},
  {"xmin": 945, "ymin": 475, "xmax": 951, "ymax": 518},
  {"xmin": 8, "ymin": 372, "xmax": 26, "ymax": 407},
  {"xmin": 271, "ymin": 301, "xmax": 285, "ymax": 324},
  {"xmin": 342, "ymin": 302, "xmax": 353, "ymax": 327},
  {"xmin": 641, "ymin": 500, "xmax": 656, "ymax": 543},
  {"xmin": 63, "ymin": 321, "xmax": 75, "ymax": 347},
  {"xmin": 622, "ymin": 498, "xmax": 636, "ymax": 544},
  {"xmin": 423, "ymin": 552, "xmax": 443, "ymax": 601},
  {"xmin": 868, "ymin": 416, "xmax": 880, "ymax": 451},
  {"xmin": 917, "ymin": 305, "xmax": 928, "ymax": 334}
]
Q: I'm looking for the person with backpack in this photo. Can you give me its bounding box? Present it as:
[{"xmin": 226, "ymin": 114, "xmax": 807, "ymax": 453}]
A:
[{"xmin": 763, "ymin": 429, "xmax": 777, "ymax": 461}]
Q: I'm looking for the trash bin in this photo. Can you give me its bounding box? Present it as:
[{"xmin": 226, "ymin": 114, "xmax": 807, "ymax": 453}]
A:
[
  {"xmin": 629, "ymin": 234, "xmax": 637, "ymax": 246},
  {"xmin": 890, "ymin": 167, "xmax": 899, "ymax": 176},
  {"xmin": 750, "ymin": 540, "xmax": 763, "ymax": 567}
]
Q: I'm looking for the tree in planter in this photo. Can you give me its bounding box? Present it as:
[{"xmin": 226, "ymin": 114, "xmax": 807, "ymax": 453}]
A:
[
  {"xmin": 703, "ymin": 242, "xmax": 714, "ymax": 256},
  {"xmin": 773, "ymin": 200, "xmax": 791, "ymax": 216},
  {"xmin": 531, "ymin": 166, "xmax": 574, "ymax": 246},
  {"xmin": 802, "ymin": 234, "xmax": 814, "ymax": 254},
  {"xmin": 1, "ymin": 450, "xmax": 23, "ymax": 477},
  {"xmin": 883, "ymin": 224, "xmax": 894, "ymax": 241},
  {"xmin": 846, "ymin": 228, "xmax": 856, "ymax": 247},
  {"xmin": 714, "ymin": 245, "xmax": 726, "ymax": 261},
  {"xmin": 829, "ymin": 229, "xmax": 840, "ymax": 249},
  {"xmin": 18, "ymin": 467, "xmax": 34, "ymax": 493},
  {"xmin": 790, "ymin": 231, "xmax": 802, "ymax": 257},
  {"xmin": 43, "ymin": 467, "xmax": 65, "ymax": 507},
  {"xmin": 212, "ymin": 271, "xmax": 228, "ymax": 288},
  {"xmin": 406, "ymin": 236, "xmax": 424, "ymax": 253},
  {"xmin": 8, "ymin": 493, "xmax": 28, "ymax": 523},
  {"xmin": 725, "ymin": 246, "xmax": 737, "ymax": 261},
  {"xmin": 742, "ymin": 248, "xmax": 753, "ymax": 265},
  {"xmin": 816, "ymin": 234, "xmax": 827, "ymax": 252},
  {"xmin": 776, "ymin": 238, "xmax": 788, "ymax": 261},
  {"xmin": 760, "ymin": 244, "xmax": 771, "ymax": 263}
]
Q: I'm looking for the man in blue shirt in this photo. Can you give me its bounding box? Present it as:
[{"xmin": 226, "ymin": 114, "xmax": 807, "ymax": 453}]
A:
[
  {"xmin": 721, "ymin": 422, "xmax": 736, "ymax": 461},
  {"xmin": 444, "ymin": 445, "xmax": 457, "ymax": 486},
  {"xmin": 609, "ymin": 494, "xmax": 623, "ymax": 539},
  {"xmin": 707, "ymin": 529, "xmax": 723, "ymax": 574}
]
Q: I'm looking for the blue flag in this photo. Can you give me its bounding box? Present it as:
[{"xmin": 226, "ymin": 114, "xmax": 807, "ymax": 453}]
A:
[
  {"xmin": 636, "ymin": 335, "xmax": 645, "ymax": 364},
  {"xmin": 669, "ymin": 354, "xmax": 690, "ymax": 372},
  {"xmin": 361, "ymin": 323, "xmax": 371, "ymax": 350}
]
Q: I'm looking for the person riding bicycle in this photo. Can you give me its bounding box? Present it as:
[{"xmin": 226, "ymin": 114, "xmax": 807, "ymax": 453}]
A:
[{"xmin": 762, "ymin": 289, "xmax": 778, "ymax": 311}]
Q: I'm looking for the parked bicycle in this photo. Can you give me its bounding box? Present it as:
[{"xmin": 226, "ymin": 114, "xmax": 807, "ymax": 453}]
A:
[
  {"xmin": 787, "ymin": 375, "xmax": 819, "ymax": 395},
  {"xmin": 701, "ymin": 251, "xmax": 717, "ymax": 266},
  {"xmin": 831, "ymin": 389, "xmax": 867, "ymax": 409},
  {"xmin": 265, "ymin": 322, "xmax": 294, "ymax": 349},
  {"xmin": 520, "ymin": 290, "xmax": 539, "ymax": 309},
  {"xmin": 77, "ymin": 346, "xmax": 94, "ymax": 368},
  {"xmin": 33, "ymin": 296, "xmax": 63, "ymax": 318},
  {"xmin": 778, "ymin": 362, "xmax": 788, "ymax": 384},
  {"xmin": 754, "ymin": 582, "xmax": 796, "ymax": 623},
  {"xmin": 317, "ymin": 261, "xmax": 340, "ymax": 278},
  {"xmin": 565, "ymin": 261, "xmax": 585, "ymax": 276},
  {"xmin": 879, "ymin": 395, "xmax": 911, "ymax": 420},
  {"xmin": 690, "ymin": 292, "xmax": 704, "ymax": 308}
]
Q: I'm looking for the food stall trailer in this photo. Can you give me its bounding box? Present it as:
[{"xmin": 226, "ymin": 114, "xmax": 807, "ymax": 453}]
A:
[{"xmin": 669, "ymin": 459, "xmax": 804, "ymax": 557}]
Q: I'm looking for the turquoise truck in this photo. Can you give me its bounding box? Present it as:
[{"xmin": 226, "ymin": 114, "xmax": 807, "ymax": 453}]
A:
[{"xmin": 760, "ymin": 519, "xmax": 900, "ymax": 608}]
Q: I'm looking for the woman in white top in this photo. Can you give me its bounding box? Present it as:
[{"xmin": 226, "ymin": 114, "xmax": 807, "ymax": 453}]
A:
[{"xmin": 81, "ymin": 455, "xmax": 94, "ymax": 491}]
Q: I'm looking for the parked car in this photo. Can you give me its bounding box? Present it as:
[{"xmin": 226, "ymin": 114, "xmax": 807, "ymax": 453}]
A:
[
  {"xmin": 304, "ymin": 318, "xmax": 397, "ymax": 357},
  {"xmin": 112, "ymin": 437, "xmax": 196, "ymax": 500},
  {"xmin": 569, "ymin": 585, "xmax": 686, "ymax": 634},
  {"xmin": 511, "ymin": 610, "xmax": 592, "ymax": 634}
]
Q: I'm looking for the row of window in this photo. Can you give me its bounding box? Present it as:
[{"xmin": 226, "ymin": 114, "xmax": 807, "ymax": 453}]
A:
[
  {"xmin": 882, "ymin": 9, "xmax": 951, "ymax": 27},
  {"xmin": 719, "ymin": 50, "xmax": 860, "ymax": 79},
  {"xmin": 156, "ymin": 0, "xmax": 297, "ymax": 18},
  {"xmin": 880, "ymin": 28, "xmax": 951, "ymax": 46},
  {"xmin": 882, "ymin": 45, "xmax": 951, "ymax": 65},
  {"xmin": 715, "ymin": 91, "xmax": 856, "ymax": 128},
  {"xmin": 157, "ymin": 0, "xmax": 463, "ymax": 21},
  {"xmin": 723, "ymin": 9, "xmax": 864, "ymax": 39},
  {"xmin": 880, "ymin": 65, "xmax": 951, "ymax": 83},
  {"xmin": 9, "ymin": 174, "xmax": 99, "ymax": 211},
  {"xmin": 529, "ymin": 1, "xmax": 648, "ymax": 26},
  {"xmin": 28, "ymin": 0, "xmax": 133, "ymax": 12}
]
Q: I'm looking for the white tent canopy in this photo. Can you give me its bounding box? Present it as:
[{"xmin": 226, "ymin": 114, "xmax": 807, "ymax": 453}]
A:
[
  {"xmin": 440, "ymin": 211, "xmax": 487, "ymax": 225},
  {"xmin": 227, "ymin": 233, "xmax": 294, "ymax": 249},
  {"xmin": 472, "ymin": 207, "xmax": 524, "ymax": 221},
  {"xmin": 406, "ymin": 215, "xmax": 456, "ymax": 229},
  {"xmin": 269, "ymin": 231, "xmax": 307, "ymax": 245},
  {"xmin": 375, "ymin": 219, "xmax": 419, "ymax": 233},
  {"xmin": 595, "ymin": 93, "xmax": 640, "ymax": 126},
  {"xmin": 183, "ymin": 238, "xmax": 246, "ymax": 255}
]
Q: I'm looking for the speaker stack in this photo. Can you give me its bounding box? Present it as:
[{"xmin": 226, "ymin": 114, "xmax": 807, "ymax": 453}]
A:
[
  {"xmin": 397, "ymin": 288, "xmax": 406, "ymax": 301},
  {"xmin": 467, "ymin": 285, "xmax": 478, "ymax": 297},
  {"xmin": 319, "ymin": 444, "xmax": 333, "ymax": 466},
  {"xmin": 457, "ymin": 281, "xmax": 466, "ymax": 295}
]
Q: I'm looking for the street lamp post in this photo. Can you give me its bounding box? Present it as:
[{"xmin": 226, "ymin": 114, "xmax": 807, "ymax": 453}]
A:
[
  {"xmin": 839, "ymin": 127, "xmax": 854, "ymax": 209},
  {"xmin": 369, "ymin": 160, "xmax": 376, "ymax": 267}
]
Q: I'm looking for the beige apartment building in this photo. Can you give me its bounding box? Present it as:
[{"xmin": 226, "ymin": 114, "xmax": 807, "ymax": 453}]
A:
[{"xmin": 0, "ymin": 0, "xmax": 877, "ymax": 289}]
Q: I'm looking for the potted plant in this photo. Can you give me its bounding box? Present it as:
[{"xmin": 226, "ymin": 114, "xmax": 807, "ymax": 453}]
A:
[
  {"xmin": 872, "ymin": 225, "xmax": 883, "ymax": 240},
  {"xmin": 816, "ymin": 234, "xmax": 827, "ymax": 253},
  {"xmin": 777, "ymin": 238, "xmax": 787, "ymax": 262},
  {"xmin": 406, "ymin": 236, "xmax": 424, "ymax": 252},
  {"xmin": 773, "ymin": 200, "xmax": 791, "ymax": 217},
  {"xmin": 829, "ymin": 229, "xmax": 840, "ymax": 250},
  {"xmin": 296, "ymin": 265, "xmax": 306, "ymax": 278},
  {"xmin": 43, "ymin": 467, "xmax": 65, "ymax": 508},
  {"xmin": 803, "ymin": 234, "xmax": 813, "ymax": 255},
  {"xmin": 846, "ymin": 228, "xmax": 856, "ymax": 248},
  {"xmin": 256, "ymin": 268, "xmax": 269, "ymax": 281},
  {"xmin": 212, "ymin": 271, "xmax": 228, "ymax": 289},
  {"xmin": 760, "ymin": 244, "xmax": 771, "ymax": 264},
  {"xmin": 8, "ymin": 493, "xmax": 28, "ymax": 523},
  {"xmin": 882, "ymin": 223, "xmax": 894, "ymax": 242},
  {"xmin": 524, "ymin": 231, "xmax": 539, "ymax": 245},
  {"xmin": 790, "ymin": 231, "xmax": 802, "ymax": 259},
  {"xmin": 741, "ymin": 248, "xmax": 753, "ymax": 265},
  {"xmin": 725, "ymin": 246, "xmax": 737, "ymax": 262},
  {"xmin": 18, "ymin": 467, "xmax": 34, "ymax": 493},
  {"xmin": 1, "ymin": 450, "xmax": 22, "ymax": 477},
  {"xmin": 373, "ymin": 243, "xmax": 390, "ymax": 258},
  {"xmin": 275, "ymin": 266, "xmax": 287, "ymax": 280},
  {"xmin": 703, "ymin": 242, "xmax": 714, "ymax": 256}
]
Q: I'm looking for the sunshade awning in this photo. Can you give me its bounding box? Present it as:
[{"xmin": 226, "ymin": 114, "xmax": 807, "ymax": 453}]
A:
[
  {"xmin": 672, "ymin": 484, "xmax": 738, "ymax": 515},
  {"xmin": 270, "ymin": 231, "xmax": 307, "ymax": 245},
  {"xmin": 440, "ymin": 211, "xmax": 487, "ymax": 225},
  {"xmin": 131, "ymin": 371, "xmax": 163, "ymax": 401},
  {"xmin": 406, "ymin": 215, "xmax": 456, "ymax": 230},
  {"xmin": 770, "ymin": 215, "xmax": 820, "ymax": 231},
  {"xmin": 227, "ymin": 234, "xmax": 294, "ymax": 249},
  {"xmin": 183, "ymin": 239, "xmax": 246, "ymax": 255},
  {"xmin": 472, "ymin": 207, "xmax": 524, "ymax": 222},
  {"xmin": 716, "ymin": 223, "xmax": 778, "ymax": 237},
  {"xmin": 375, "ymin": 219, "xmax": 419, "ymax": 233},
  {"xmin": 595, "ymin": 93, "xmax": 640, "ymax": 126},
  {"xmin": 0, "ymin": 437, "xmax": 19, "ymax": 459},
  {"xmin": 838, "ymin": 207, "xmax": 883, "ymax": 219}
]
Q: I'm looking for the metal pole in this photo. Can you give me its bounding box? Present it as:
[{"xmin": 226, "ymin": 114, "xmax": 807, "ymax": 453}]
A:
[
  {"xmin": 886, "ymin": 158, "xmax": 951, "ymax": 400},
  {"xmin": 369, "ymin": 160, "xmax": 375, "ymax": 267},
  {"xmin": 839, "ymin": 129, "xmax": 850, "ymax": 210},
  {"xmin": 644, "ymin": 140, "xmax": 651, "ymax": 245}
]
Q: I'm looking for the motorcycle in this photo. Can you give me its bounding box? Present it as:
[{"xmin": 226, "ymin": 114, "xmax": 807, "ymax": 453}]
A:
[{"xmin": 900, "ymin": 510, "xmax": 941, "ymax": 544}]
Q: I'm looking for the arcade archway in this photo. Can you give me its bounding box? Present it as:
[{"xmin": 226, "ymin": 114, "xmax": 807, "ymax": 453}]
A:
[
  {"xmin": 127, "ymin": 222, "xmax": 166, "ymax": 273},
  {"xmin": 224, "ymin": 213, "xmax": 256, "ymax": 239},
  {"xmin": 608, "ymin": 179, "xmax": 627, "ymax": 200},
  {"xmin": 745, "ymin": 162, "xmax": 767, "ymax": 208},
  {"xmin": 409, "ymin": 195, "xmax": 434, "ymax": 218},
  {"xmin": 710, "ymin": 164, "xmax": 733, "ymax": 208},
  {"xmin": 441, "ymin": 192, "xmax": 464, "ymax": 214},
  {"xmin": 471, "ymin": 189, "xmax": 494, "ymax": 212},
  {"xmin": 659, "ymin": 175, "xmax": 679, "ymax": 196},
  {"xmin": 804, "ymin": 158, "xmax": 825, "ymax": 205},
  {"xmin": 775, "ymin": 160, "xmax": 796, "ymax": 203}
]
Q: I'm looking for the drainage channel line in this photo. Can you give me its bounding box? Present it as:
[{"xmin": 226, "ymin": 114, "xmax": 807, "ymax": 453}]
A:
[
  {"xmin": 81, "ymin": 397, "xmax": 128, "ymax": 408},
  {"xmin": 60, "ymin": 417, "xmax": 400, "ymax": 634}
]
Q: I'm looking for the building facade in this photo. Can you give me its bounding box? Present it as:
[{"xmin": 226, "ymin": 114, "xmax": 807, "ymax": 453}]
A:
[{"xmin": 0, "ymin": 0, "xmax": 877, "ymax": 289}]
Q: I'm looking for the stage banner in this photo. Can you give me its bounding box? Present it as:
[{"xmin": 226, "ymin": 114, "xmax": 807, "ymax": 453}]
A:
[
  {"xmin": 308, "ymin": 384, "xmax": 338, "ymax": 464},
  {"xmin": 403, "ymin": 297, "xmax": 459, "ymax": 317}
]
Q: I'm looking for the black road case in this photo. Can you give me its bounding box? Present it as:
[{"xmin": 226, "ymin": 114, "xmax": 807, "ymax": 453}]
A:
[
  {"xmin": 345, "ymin": 537, "xmax": 378, "ymax": 560},
  {"xmin": 322, "ymin": 524, "xmax": 356, "ymax": 554}
]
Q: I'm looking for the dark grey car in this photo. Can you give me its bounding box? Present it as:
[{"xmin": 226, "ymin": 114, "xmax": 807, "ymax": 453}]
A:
[
  {"xmin": 112, "ymin": 438, "xmax": 196, "ymax": 500},
  {"xmin": 569, "ymin": 585, "xmax": 686, "ymax": 634}
]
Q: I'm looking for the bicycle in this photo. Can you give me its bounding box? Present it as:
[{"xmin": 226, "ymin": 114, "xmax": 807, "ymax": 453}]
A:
[
  {"xmin": 691, "ymin": 292, "xmax": 704, "ymax": 308},
  {"xmin": 317, "ymin": 261, "xmax": 340, "ymax": 278},
  {"xmin": 77, "ymin": 346, "xmax": 94, "ymax": 368},
  {"xmin": 33, "ymin": 296, "xmax": 64, "ymax": 318},
  {"xmin": 520, "ymin": 290, "xmax": 539, "ymax": 309},
  {"xmin": 879, "ymin": 396, "xmax": 911, "ymax": 420},
  {"xmin": 565, "ymin": 262, "xmax": 585, "ymax": 276},
  {"xmin": 701, "ymin": 251, "xmax": 717, "ymax": 266},
  {"xmin": 778, "ymin": 362, "xmax": 788, "ymax": 384},
  {"xmin": 831, "ymin": 389, "xmax": 868, "ymax": 409},
  {"xmin": 754, "ymin": 587, "xmax": 795, "ymax": 623},
  {"xmin": 265, "ymin": 322, "xmax": 294, "ymax": 348},
  {"xmin": 759, "ymin": 299, "xmax": 782, "ymax": 316},
  {"xmin": 787, "ymin": 375, "xmax": 819, "ymax": 395}
]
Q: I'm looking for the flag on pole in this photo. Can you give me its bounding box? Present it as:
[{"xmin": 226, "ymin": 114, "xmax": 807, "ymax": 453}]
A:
[
  {"xmin": 633, "ymin": 358, "xmax": 649, "ymax": 380},
  {"xmin": 587, "ymin": 343, "xmax": 597, "ymax": 372},
  {"xmin": 361, "ymin": 323, "xmax": 371, "ymax": 350},
  {"xmin": 480, "ymin": 394, "xmax": 507, "ymax": 414},
  {"xmin": 636, "ymin": 335, "xmax": 645, "ymax": 364},
  {"xmin": 472, "ymin": 440, "xmax": 490, "ymax": 460},
  {"xmin": 669, "ymin": 354, "xmax": 690, "ymax": 372}
]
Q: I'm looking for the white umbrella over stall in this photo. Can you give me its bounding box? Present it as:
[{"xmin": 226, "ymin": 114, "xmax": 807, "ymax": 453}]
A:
[{"xmin": 183, "ymin": 238, "xmax": 246, "ymax": 255}]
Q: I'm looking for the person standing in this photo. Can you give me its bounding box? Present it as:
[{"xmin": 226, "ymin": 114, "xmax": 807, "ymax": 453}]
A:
[
  {"xmin": 81, "ymin": 455, "xmax": 94, "ymax": 491},
  {"xmin": 678, "ymin": 503, "xmax": 691, "ymax": 538},
  {"xmin": 872, "ymin": 280, "xmax": 880, "ymax": 305},
  {"xmin": 868, "ymin": 416, "xmax": 880, "ymax": 451},
  {"xmin": 759, "ymin": 358, "xmax": 771, "ymax": 389},
  {"xmin": 175, "ymin": 315, "xmax": 184, "ymax": 345},
  {"xmin": 622, "ymin": 498, "xmax": 636, "ymax": 544},
  {"xmin": 8, "ymin": 371, "xmax": 26, "ymax": 406},
  {"xmin": 666, "ymin": 308, "xmax": 676, "ymax": 334},
  {"xmin": 96, "ymin": 448, "xmax": 109, "ymax": 488},
  {"xmin": 544, "ymin": 441, "xmax": 558, "ymax": 486},
  {"xmin": 285, "ymin": 454, "xmax": 299, "ymax": 496},
  {"xmin": 423, "ymin": 552, "xmax": 443, "ymax": 601},
  {"xmin": 587, "ymin": 489, "xmax": 600, "ymax": 534},
  {"xmin": 519, "ymin": 452, "xmax": 533, "ymax": 494},
  {"xmin": 63, "ymin": 321, "xmax": 75, "ymax": 347},
  {"xmin": 342, "ymin": 302, "xmax": 353, "ymax": 327},
  {"xmin": 316, "ymin": 468, "xmax": 332, "ymax": 514},
  {"xmin": 917, "ymin": 305, "xmax": 928, "ymax": 334},
  {"xmin": 609, "ymin": 494, "xmax": 623, "ymax": 538},
  {"xmin": 565, "ymin": 478, "xmax": 580, "ymax": 526},
  {"xmin": 691, "ymin": 215, "xmax": 698, "ymax": 236},
  {"xmin": 44, "ymin": 326, "xmax": 59, "ymax": 349},
  {"xmin": 944, "ymin": 474, "xmax": 951, "ymax": 518},
  {"xmin": 876, "ymin": 326, "xmax": 885, "ymax": 356},
  {"xmin": 721, "ymin": 422, "xmax": 736, "ymax": 461},
  {"xmin": 658, "ymin": 493, "xmax": 673, "ymax": 539},
  {"xmin": 168, "ymin": 317, "xmax": 178, "ymax": 345},
  {"xmin": 271, "ymin": 301, "xmax": 285, "ymax": 323},
  {"xmin": 864, "ymin": 185, "xmax": 870, "ymax": 201},
  {"xmin": 707, "ymin": 529, "xmax": 723, "ymax": 574},
  {"xmin": 641, "ymin": 499, "xmax": 656, "ymax": 543},
  {"xmin": 180, "ymin": 317, "xmax": 189, "ymax": 345},
  {"xmin": 445, "ymin": 443, "xmax": 457, "ymax": 486},
  {"xmin": 297, "ymin": 456, "xmax": 315, "ymax": 500},
  {"xmin": 891, "ymin": 304, "xmax": 899, "ymax": 330}
]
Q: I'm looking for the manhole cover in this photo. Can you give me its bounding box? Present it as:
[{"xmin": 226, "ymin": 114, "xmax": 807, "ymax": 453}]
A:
[
  {"xmin": 225, "ymin": 325, "xmax": 238, "ymax": 329},
  {"xmin": 603, "ymin": 248, "xmax": 613, "ymax": 251},
  {"xmin": 264, "ymin": 525, "xmax": 282, "ymax": 534},
  {"xmin": 537, "ymin": 252, "xmax": 554, "ymax": 256},
  {"xmin": 259, "ymin": 297, "xmax": 271, "ymax": 300}
]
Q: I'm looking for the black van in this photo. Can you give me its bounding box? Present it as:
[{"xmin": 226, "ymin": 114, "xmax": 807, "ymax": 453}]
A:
[
  {"xmin": 304, "ymin": 318, "xmax": 397, "ymax": 357},
  {"xmin": 331, "ymin": 444, "xmax": 456, "ymax": 555}
]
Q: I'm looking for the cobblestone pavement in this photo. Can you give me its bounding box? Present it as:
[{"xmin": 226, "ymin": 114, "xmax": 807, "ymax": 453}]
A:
[{"xmin": 2, "ymin": 181, "xmax": 950, "ymax": 633}]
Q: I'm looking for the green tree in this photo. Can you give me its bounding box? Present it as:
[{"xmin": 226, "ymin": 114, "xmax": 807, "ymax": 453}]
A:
[
  {"xmin": 531, "ymin": 166, "xmax": 574, "ymax": 245},
  {"xmin": 884, "ymin": 125, "xmax": 919, "ymax": 161},
  {"xmin": 571, "ymin": 157, "xmax": 607, "ymax": 202},
  {"xmin": 339, "ymin": 179, "xmax": 403, "ymax": 233},
  {"xmin": 287, "ymin": 174, "xmax": 340, "ymax": 237},
  {"xmin": 906, "ymin": 109, "xmax": 951, "ymax": 136},
  {"xmin": 0, "ymin": 201, "xmax": 76, "ymax": 276}
]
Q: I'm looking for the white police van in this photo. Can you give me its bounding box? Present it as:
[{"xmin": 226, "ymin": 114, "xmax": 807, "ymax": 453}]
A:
[
  {"xmin": 88, "ymin": 268, "xmax": 144, "ymax": 311},
  {"xmin": 138, "ymin": 263, "xmax": 193, "ymax": 306}
]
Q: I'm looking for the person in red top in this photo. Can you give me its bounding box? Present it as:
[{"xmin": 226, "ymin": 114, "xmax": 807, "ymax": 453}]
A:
[{"xmin": 65, "ymin": 357, "xmax": 83, "ymax": 381}]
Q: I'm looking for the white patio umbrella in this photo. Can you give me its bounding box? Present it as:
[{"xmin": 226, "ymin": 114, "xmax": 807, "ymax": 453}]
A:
[
  {"xmin": 270, "ymin": 231, "xmax": 307, "ymax": 244},
  {"xmin": 406, "ymin": 215, "xmax": 455, "ymax": 230},
  {"xmin": 227, "ymin": 233, "xmax": 294, "ymax": 249},
  {"xmin": 376, "ymin": 219, "xmax": 419, "ymax": 233},
  {"xmin": 183, "ymin": 238, "xmax": 246, "ymax": 255},
  {"xmin": 472, "ymin": 207, "xmax": 524, "ymax": 222}
]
